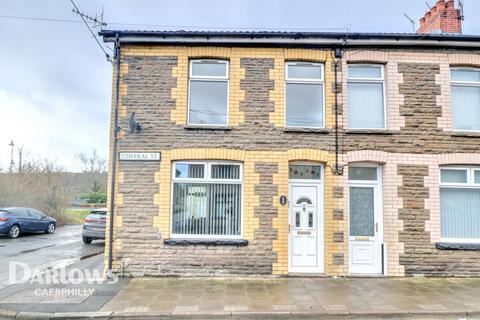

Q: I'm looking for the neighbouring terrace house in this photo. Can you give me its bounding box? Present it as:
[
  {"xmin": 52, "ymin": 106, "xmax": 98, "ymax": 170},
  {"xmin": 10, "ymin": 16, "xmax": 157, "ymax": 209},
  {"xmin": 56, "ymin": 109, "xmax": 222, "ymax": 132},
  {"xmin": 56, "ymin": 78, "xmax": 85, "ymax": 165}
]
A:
[{"xmin": 100, "ymin": 0, "xmax": 480, "ymax": 277}]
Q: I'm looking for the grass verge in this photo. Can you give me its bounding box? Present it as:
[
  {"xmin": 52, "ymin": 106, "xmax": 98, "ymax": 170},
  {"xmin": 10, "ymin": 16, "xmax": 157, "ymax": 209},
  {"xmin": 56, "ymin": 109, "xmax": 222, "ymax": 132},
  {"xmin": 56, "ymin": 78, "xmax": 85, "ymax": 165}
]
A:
[{"xmin": 64, "ymin": 208, "xmax": 92, "ymax": 224}]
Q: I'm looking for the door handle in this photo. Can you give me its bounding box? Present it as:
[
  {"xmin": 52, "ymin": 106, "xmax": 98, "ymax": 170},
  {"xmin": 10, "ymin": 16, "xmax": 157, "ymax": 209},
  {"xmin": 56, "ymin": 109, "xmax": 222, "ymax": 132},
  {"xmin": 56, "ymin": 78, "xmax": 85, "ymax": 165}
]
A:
[
  {"xmin": 375, "ymin": 223, "xmax": 378, "ymax": 233},
  {"xmin": 288, "ymin": 224, "xmax": 291, "ymax": 233}
]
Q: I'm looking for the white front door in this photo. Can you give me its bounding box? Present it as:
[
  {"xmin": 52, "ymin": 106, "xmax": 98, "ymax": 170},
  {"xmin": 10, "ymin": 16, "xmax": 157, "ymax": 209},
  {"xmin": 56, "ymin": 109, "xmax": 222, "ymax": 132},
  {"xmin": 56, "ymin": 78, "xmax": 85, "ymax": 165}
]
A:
[
  {"xmin": 348, "ymin": 166, "xmax": 383, "ymax": 275},
  {"xmin": 289, "ymin": 184, "xmax": 323, "ymax": 273}
]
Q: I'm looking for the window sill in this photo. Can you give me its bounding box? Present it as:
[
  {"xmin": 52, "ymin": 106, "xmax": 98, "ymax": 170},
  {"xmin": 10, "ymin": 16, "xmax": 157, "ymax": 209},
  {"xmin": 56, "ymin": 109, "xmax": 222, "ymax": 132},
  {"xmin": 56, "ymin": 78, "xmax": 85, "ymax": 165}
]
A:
[
  {"xmin": 436, "ymin": 242, "xmax": 480, "ymax": 250},
  {"xmin": 283, "ymin": 127, "xmax": 331, "ymax": 134},
  {"xmin": 450, "ymin": 131, "xmax": 480, "ymax": 138},
  {"xmin": 164, "ymin": 238, "xmax": 248, "ymax": 246},
  {"xmin": 184, "ymin": 125, "xmax": 232, "ymax": 131},
  {"xmin": 344, "ymin": 129, "xmax": 395, "ymax": 135}
]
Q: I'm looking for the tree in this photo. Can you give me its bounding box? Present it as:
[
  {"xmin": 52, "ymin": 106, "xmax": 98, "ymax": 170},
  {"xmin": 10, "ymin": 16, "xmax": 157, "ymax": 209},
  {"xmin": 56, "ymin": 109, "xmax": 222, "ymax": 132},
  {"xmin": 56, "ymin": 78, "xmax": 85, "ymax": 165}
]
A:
[
  {"xmin": 75, "ymin": 149, "xmax": 107, "ymax": 173},
  {"xmin": 17, "ymin": 144, "xmax": 25, "ymax": 173}
]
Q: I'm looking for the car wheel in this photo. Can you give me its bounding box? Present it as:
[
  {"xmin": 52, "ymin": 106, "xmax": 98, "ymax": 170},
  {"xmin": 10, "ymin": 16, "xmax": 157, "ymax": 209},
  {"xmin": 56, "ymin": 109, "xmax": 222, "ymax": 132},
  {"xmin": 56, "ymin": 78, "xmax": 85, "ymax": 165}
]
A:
[
  {"xmin": 83, "ymin": 237, "xmax": 93, "ymax": 244},
  {"xmin": 46, "ymin": 223, "xmax": 55, "ymax": 234},
  {"xmin": 8, "ymin": 225, "xmax": 20, "ymax": 239}
]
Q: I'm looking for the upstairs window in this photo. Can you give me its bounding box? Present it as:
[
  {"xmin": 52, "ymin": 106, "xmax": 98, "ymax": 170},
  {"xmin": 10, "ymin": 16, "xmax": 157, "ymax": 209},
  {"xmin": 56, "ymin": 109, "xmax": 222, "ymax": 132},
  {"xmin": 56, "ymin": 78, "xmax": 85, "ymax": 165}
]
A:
[
  {"xmin": 285, "ymin": 62, "xmax": 324, "ymax": 128},
  {"xmin": 188, "ymin": 60, "xmax": 229, "ymax": 126},
  {"xmin": 348, "ymin": 65, "xmax": 385, "ymax": 129},
  {"xmin": 451, "ymin": 68, "xmax": 480, "ymax": 131},
  {"xmin": 440, "ymin": 167, "xmax": 480, "ymax": 242},
  {"xmin": 172, "ymin": 161, "xmax": 242, "ymax": 238}
]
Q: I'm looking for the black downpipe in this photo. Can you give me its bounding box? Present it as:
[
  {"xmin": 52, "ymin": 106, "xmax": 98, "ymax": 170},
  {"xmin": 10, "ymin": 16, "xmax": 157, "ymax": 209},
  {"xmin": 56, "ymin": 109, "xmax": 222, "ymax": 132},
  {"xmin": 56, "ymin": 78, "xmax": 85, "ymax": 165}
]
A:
[
  {"xmin": 381, "ymin": 243, "xmax": 385, "ymax": 275},
  {"xmin": 108, "ymin": 34, "xmax": 121, "ymax": 272},
  {"xmin": 332, "ymin": 50, "xmax": 343, "ymax": 176},
  {"xmin": 334, "ymin": 60, "xmax": 339, "ymax": 173}
]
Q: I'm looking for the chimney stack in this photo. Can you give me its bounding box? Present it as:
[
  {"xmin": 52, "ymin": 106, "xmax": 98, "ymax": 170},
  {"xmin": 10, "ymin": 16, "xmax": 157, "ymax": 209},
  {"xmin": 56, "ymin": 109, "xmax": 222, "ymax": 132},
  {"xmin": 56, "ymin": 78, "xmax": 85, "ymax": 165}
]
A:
[{"xmin": 416, "ymin": 0, "xmax": 462, "ymax": 34}]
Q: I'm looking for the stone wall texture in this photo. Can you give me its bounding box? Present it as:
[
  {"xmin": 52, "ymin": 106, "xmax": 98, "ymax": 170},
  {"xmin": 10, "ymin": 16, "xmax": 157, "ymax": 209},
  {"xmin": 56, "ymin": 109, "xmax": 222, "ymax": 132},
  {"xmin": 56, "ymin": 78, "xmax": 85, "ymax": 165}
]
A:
[{"xmin": 105, "ymin": 45, "xmax": 480, "ymax": 277}]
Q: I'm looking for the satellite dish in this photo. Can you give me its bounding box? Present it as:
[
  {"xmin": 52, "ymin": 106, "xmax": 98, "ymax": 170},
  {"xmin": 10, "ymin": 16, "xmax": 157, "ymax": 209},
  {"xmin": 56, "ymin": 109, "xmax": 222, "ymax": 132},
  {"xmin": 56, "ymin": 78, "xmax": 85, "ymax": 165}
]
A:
[{"xmin": 129, "ymin": 112, "xmax": 142, "ymax": 133}]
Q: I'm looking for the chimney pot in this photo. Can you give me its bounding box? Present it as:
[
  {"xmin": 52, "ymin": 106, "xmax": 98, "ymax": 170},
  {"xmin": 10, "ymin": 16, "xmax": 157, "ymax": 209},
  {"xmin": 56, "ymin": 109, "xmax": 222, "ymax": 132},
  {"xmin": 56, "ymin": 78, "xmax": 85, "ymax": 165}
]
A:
[
  {"xmin": 420, "ymin": 16, "xmax": 426, "ymax": 26},
  {"xmin": 436, "ymin": 0, "xmax": 446, "ymax": 10}
]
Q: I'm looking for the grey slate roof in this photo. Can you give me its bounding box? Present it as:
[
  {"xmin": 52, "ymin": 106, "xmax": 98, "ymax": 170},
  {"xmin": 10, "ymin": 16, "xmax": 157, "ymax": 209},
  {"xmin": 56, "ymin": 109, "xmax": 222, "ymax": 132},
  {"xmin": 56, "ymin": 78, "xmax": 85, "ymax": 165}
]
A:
[{"xmin": 99, "ymin": 30, "xmax": 480, "ymax": 48}]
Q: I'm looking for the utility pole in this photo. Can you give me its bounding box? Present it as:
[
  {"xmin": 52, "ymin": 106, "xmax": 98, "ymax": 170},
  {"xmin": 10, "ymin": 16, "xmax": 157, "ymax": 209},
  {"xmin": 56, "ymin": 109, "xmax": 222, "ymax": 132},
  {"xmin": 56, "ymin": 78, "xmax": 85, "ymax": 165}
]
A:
[{"xmin": 8, "ymin": 140, "xmax": 14, "ymax": 173}]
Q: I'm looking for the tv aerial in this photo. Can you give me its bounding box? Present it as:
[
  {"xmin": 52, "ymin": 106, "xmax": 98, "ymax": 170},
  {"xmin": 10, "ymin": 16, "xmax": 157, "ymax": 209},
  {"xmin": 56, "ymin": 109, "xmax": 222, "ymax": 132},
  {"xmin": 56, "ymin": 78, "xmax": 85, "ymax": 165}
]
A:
[
  {"xmin": 403, "ymin": 13, "xmax": 416, "ymax": 33},
  {"xmin": 458, "ymin": 0, "xmax": 465, "ymax": 21}
]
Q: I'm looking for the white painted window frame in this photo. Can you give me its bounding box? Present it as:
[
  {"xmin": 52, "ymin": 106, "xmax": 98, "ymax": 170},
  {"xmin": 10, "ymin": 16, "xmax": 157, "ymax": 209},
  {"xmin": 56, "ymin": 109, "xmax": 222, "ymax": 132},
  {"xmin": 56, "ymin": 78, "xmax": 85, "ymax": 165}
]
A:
[
  {"xmin": 347, "ymin": 64, "xmax": 387, "ymax": 130},
  {"xmin": 450, "ymin": 67, "xmax": 480, "ymax": 133},
  {"xmin": 170, "ymin": 160, "xmax": 243, "ymax": 239},
  {"xmin": 440, "ymin": 166, "xmax": 480, "ymax": 243},
  {"xmin": 284, "ymin": 62, "xmax": 326, "ymax": 129},
  {"xmin": 187, "ymin": 59, "xmax": 230, "ymax": 126}
]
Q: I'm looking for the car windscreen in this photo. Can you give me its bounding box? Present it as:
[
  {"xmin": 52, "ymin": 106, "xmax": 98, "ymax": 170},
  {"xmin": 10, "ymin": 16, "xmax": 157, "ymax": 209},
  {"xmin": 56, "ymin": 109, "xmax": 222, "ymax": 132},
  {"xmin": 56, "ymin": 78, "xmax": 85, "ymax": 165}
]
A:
[{"xmin": 90, "ymin": 211, "xmax": 106, "ymax": 216}]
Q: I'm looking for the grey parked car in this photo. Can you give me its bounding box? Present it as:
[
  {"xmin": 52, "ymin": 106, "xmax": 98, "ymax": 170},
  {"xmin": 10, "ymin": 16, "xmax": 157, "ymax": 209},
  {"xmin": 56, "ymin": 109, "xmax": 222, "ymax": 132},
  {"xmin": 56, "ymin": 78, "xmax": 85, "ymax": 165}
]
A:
[{"xmin": 82, "ymin": 208, "xmax": 106, "ymax": 244}]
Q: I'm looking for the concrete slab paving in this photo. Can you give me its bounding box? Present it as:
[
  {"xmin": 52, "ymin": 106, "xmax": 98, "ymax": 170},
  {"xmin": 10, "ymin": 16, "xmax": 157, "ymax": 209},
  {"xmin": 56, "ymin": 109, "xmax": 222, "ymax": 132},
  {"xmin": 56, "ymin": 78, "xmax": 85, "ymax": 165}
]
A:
[
  {"xmin": 2, "ymin": 277, "xmax": 480, "ymax": 319},
  {"xmin": 98, "ymin": 277, "xmax": 480, "ymax": 318}
]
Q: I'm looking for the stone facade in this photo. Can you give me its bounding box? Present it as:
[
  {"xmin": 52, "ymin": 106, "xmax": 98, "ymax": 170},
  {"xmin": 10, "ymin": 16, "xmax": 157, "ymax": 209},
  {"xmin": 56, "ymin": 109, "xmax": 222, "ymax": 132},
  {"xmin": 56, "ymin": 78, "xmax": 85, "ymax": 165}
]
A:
[{"xmin": 105, "ymin": 44, "xmax": 480, "ymax": 277}]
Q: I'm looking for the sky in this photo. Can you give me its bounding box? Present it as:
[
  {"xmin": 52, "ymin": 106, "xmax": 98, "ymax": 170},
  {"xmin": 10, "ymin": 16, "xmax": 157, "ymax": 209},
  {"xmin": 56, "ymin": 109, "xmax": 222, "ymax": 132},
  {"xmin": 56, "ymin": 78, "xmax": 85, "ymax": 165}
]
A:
[{"xmin": 1, "ymin": 0, "xmax": 479, "ymax": 172}]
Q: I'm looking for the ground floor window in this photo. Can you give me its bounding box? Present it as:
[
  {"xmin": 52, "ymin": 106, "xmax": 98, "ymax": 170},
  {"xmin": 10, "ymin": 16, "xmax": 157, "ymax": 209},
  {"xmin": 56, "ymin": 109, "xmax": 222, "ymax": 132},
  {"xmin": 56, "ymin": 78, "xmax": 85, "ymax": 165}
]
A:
[
  {"xmin": 171, "ymin": 161, "xmax": 242, "ymax": 238},
  {"xmin": 440, "ymin": 167, "xmax": 480, "ymax": 242}
]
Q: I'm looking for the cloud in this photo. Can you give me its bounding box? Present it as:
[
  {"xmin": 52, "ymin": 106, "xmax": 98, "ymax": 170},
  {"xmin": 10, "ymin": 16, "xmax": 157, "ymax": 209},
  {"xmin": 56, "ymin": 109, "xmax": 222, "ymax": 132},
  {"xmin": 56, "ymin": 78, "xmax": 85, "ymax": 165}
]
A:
[
  {"xmin": 1, "ymin": 0, "xmax": 479, "ymax": 172},
  {"xmin": 0, "ymin": 90, "xmax": 109, "ymax": 172}
]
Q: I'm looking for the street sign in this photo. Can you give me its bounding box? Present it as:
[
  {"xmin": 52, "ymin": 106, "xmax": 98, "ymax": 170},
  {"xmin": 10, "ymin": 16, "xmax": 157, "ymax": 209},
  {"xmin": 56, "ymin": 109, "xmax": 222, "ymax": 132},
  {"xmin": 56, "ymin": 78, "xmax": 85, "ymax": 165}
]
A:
[{"xmin": 119, "ymin": 152, "xmax": 161, "ymax": 161}]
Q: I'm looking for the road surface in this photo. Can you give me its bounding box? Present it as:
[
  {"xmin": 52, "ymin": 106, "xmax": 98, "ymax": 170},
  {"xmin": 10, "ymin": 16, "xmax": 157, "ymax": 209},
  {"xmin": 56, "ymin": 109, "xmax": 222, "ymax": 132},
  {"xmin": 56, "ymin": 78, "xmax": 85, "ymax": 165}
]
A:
[{"xmin": 0, "ymin": 225, "xmax": 104, "ymax": 289}]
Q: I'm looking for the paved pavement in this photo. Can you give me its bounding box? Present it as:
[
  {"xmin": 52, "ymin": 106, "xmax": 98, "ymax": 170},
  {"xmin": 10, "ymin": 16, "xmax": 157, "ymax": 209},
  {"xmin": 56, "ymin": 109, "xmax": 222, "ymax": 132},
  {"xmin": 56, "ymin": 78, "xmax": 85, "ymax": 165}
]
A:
[
  {"xmin": 0, "ymin": 276, "xmax": 480, "ymax": 319},
  {"xmin": 100, "ymin": 277, "xmax": 480, "ymax": 318},
  {"xmin": 0, "ymin": 225, "xmax": 104, "ymax": 289},
  {"xmin": 1, "ymin": 227, "xmax": 480, "ymax": 319}
]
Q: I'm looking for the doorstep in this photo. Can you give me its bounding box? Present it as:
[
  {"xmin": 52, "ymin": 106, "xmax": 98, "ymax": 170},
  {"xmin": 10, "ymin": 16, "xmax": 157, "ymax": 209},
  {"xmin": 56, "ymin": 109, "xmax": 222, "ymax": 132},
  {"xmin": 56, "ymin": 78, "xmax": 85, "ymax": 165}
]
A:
[{"xmin": 285, "ymin": 273, "xmax": 329, "ymax": 277}]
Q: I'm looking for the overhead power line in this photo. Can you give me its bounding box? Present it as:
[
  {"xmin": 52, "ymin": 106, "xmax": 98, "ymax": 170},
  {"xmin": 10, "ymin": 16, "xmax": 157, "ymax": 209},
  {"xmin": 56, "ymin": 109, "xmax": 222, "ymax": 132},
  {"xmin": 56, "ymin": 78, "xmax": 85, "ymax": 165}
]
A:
[
  {"xmin": 0, "ymin": 15, "xmax": 82, "ymax": 23},
  {"xmin": 0, "ymin": 14, "xmax": 352, "ymax": 32}
]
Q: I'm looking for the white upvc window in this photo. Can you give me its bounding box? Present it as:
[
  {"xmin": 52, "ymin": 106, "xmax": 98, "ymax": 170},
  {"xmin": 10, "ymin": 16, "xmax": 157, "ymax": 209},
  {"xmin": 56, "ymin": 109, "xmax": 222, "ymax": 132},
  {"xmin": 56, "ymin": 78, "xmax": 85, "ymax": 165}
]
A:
[
  {"xmin": 171, "ymin": 161, "xmax": 242, "ymax": 239},
  {"xmin": 451, "ymin": 68, "xmax": 480, "ymax": 132},
  {"xmin": 440, "ymin": 166, "xmax": 480, "ymax": 243},
  {"xmin": 347, "ymin": 64, "xmax": 386, "ymax": 129},
  {"xmin": 188, "ymin": 60, "xmax": 229, "ymax": 126},
  {"xmin": 285, "ymin": 62, "xmax": 325, "ymax": 128}
]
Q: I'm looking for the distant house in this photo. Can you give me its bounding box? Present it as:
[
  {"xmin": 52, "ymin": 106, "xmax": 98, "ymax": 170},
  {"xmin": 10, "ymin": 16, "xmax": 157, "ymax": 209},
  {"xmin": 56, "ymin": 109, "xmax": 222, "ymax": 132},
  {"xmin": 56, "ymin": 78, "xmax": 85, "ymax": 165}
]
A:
[{"xmin": 100, "ymin": 1, "xmax": 480, "ymax": 277}]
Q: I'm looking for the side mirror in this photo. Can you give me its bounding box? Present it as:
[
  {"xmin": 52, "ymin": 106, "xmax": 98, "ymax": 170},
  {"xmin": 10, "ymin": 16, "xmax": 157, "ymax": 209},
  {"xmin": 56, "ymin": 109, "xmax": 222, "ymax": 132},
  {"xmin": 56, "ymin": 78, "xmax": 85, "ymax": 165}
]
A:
[{"xmin": 41, "ymin": 215, "xmax": 47, "ymax": 220}]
